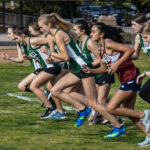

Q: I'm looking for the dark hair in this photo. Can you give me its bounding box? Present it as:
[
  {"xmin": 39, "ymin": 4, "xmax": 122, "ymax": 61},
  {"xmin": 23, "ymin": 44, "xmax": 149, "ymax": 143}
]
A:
[
  {"xmin": 74, "ymin": 19, "xmax": 90, "ymax": 35},
  {"xmin": 7, "ymin": 25, "xmax": 17, "ymax": 33},
  {"xmin": 92, "ymin": 22, "xmax": 124, "ymax": 43},
  {"xmin": 29, "ymin": 22, "xmax": 40, "ymax": 32},
  {"xmin": 14, "ymin": 26, "xmax": 29, "ymax": 36},
  {"xmin": 132, "ymin": 14, "xmax": 147, "ymax": 24}
]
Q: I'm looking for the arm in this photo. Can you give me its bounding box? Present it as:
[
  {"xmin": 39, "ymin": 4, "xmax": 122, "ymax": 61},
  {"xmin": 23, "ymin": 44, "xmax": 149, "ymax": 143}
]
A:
[
  {"xmin": 106, "ymin": 39, "xmax": 134, "ymax": 74},
  {"xmin": 92, "ymin": 60, "xmax": 101, "ymax": 67},
  {"xmin": 50, "ymin": 33, "xmax": 69, "ymax": 61},
  {"xmin": 87, "ymin": 39, "xmax": 101, "ymax": 67},
  {"xmin": 30, "ymin": 36, "xmax": 54, "ymax": 49},
  {"xmin": 47, "ymin": 34, "xmax": 55, "ymax": 52},
  {"xmin": 82, "ymin": 63, "xmax": 107, "ymax": 74},
  {"xmin": 46, "ymin": 56, "xmax": 63, "ymax": 64},
  {"xmin": 131, "ymin": 34, "xmax": 141, "ymax": 60},
  {"xmin": 30, "ymin": 36, "xmax": 55, "ymax": 55},
  {"xmin": 30, "ymin": 37, "xmax": 49, "ymax": 46},
  {"xmin": 16, "ymin": 44, "xmax": 24, "ymax": 62},
  {"xmin": 136, "ymin": 71, "xmax": 150, "ymax": 84},
  {"xmin": 144, "ymin": 72, "xmax": 150, "ymax": 77},
  {"xmin": 2, "ymin": 44, "xmax": 24, "ymax": 63}
]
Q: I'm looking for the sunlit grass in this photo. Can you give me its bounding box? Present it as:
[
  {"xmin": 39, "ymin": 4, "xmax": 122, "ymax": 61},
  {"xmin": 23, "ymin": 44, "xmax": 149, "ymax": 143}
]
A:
[{"xmin": 0, "ymin": 51, "xmax": 150, "ymax": 150}]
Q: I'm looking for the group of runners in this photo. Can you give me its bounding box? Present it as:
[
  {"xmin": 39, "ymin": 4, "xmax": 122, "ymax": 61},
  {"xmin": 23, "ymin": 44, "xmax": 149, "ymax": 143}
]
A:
[{"xmin": 2, "ymin": 13, "xmax": 150, "ymax": 147}]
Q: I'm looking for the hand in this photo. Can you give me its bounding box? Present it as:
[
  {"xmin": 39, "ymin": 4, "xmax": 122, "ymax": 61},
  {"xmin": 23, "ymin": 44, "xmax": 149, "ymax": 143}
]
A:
[
  {"xmin": 82, "ymin": 65, "xmax": 92, "ymax": 74},
  {"xmin": 23, "ymin": 55, "xmax": 29, "ymax": 60},
  {"xmin": 136, "ymin": 73, "xmax": 145, "ymax": 84},
  {"xmin": 1, "ymin": 53, "xmax": 10, "ymax": 60},
  {"xmin": 100, "ymin": 62, "xmax": 108, "ymax": 73},
  {"xmin": 107, "ymin": 62, "xmax": 119, "ymax": 74},
  {"xmin": 46, "ymin": 57, "xmax": 54, "ymax": 64}
]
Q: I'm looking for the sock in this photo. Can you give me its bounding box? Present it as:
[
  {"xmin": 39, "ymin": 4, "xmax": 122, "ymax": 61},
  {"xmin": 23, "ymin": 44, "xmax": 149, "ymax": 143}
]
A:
[
  {"xmin": 44, "ymin": 90, "xmax": 56, "ymax": 108},
  {"xmin": 25, "ymin": 85, "xmax": 32, "ymax": 92}
]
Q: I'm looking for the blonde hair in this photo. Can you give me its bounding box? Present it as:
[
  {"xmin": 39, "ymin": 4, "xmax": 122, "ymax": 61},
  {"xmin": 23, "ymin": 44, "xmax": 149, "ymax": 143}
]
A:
[
  {"xmin": 142, "ymin": 22, "xmax": 150, "ymax": 34},
  {"xmin": 38, "ymin": 13, "xmax": 73, "ymax": 36}
]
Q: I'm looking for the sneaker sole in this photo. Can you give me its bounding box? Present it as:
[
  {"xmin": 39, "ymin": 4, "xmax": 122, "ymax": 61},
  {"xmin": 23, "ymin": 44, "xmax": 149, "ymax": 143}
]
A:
[
  {"xmin": 51, "ymin": 116, "xmax": 66, "ymax": 119},
  {"xmin": 41, "ymin": 116, "xmax": 50, "ymax": 119}
]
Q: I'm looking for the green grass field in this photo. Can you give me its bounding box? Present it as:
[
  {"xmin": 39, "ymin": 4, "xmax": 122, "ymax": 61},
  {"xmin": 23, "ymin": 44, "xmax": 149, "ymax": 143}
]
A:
[{"xmin": 0, "ymin": 52, "xmax": 150, "ymax": 150}]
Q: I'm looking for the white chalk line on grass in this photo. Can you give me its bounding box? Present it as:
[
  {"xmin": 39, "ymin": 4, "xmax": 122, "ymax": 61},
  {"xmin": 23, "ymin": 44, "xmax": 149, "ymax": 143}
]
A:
[
  {"xmin": 7, "ymin": 93, "xmax": 41, "ymax": 103},
  {"xmin": 6, "ymin": 93, "xmax": 127, "ymax": 120},
  {"xmin": 6, "ymin": 93, "xmax": 75, "ymax": 111}
]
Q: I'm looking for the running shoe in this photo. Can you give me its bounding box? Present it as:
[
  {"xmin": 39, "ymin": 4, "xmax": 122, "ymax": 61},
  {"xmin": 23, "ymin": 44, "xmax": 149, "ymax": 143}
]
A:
[
  {"xmin": 50, "ymin": 111, "xmax": 66, "ymax": 119},
  {"xmin": 41, "ymin": 107, "xmax": 57, "ymax": 119},
  {"xmin": 88, "ymin": 109, "xmax": 97, "ymax": 121},
  {"xmin": 140, "ymin": 110, "xmax": 150, "ymax": 132},
  {"xmin": 74, "ymin": 106, "xmax": 91, "ymax": 127},
  {"xmin": 89, "ymin": 116, "xmax": 105, "ymax": 125},
  {"xmin": 137, "ymin": 136, "xmax": 150, "ymax": 147},
  {"xmin": 104, "ymin": 125, "xmax": 126, "ymax": 138}
]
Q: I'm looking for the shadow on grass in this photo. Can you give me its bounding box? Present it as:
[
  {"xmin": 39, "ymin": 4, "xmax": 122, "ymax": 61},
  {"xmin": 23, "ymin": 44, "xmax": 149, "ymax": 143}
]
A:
[{"xmin": 0, "ymin": 145, "xmax": 17, "ymax": 150}]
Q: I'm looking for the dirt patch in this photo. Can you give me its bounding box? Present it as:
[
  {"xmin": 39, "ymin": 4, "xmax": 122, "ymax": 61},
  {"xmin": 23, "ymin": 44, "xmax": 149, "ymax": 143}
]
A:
[{"xmin": 0, "ymin": 49, "xmax": 17, "ymax": 64}]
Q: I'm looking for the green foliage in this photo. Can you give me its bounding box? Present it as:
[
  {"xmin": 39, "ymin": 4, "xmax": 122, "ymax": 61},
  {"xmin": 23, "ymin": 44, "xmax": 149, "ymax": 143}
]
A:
[
  {"xmin": 93, "ymin": 0, "xmax": 108, "ymax": 6},
  {"xmin": 0, "ymin": 0, "xmax": 82, "ymax": 17},
  {"xmin": 105, "ymin": 0, "xmax": 150, "ymax": 13}
]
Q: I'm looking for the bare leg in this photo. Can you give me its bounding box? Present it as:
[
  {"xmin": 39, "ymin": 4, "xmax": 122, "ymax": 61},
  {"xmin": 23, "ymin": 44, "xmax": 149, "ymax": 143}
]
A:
[
  {"xmin": 81, "ymin": 77, "xmax": 121, "ymax": 128},
  {"xmin": 67, "ymin": 82, "xmax": 89, "ymax": 106},
  {"xmin": 123, "ymin": 93, "xmax": 150, "ymax": 138},
  {"xmin": 18, "ymin": 73, "xmax": 36, "ymax": 91},
  {"xmin": 106, "ymin": 90, "xmax": 145, "ymax": 119},
  {"xmin": 48, "ymin": 76, "xmax": 64, "ymax": 113},
  {"xmin": 30, "ymin": 71, "xmax": 56, "ymax": 108},
  {"xmin": 70, "ymin": 92, "xmax": 89, "ymax": 106},
  {"xmin": 97, "ymin": 83, "xmax": 111, "ymax": 106},
  {"xmin": 51, "ymin": 72, "xmax": 86, "ymax": 111}
]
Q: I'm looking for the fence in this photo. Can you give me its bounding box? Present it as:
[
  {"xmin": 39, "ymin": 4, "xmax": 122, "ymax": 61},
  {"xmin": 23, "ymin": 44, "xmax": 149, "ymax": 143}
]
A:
[
  {"xmin": 0, "ymin": 12, "xmax": 133, "ymax": 34},
  {"xmin": 0, "ymin": 12, "xmax": 38, "ymax": 27}
]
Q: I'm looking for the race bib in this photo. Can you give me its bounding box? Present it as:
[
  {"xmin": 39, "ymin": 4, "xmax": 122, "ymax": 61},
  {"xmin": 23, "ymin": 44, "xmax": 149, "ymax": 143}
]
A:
[
  {"xmin": 29, "ymin": 52, "xmax": 37, "ymax": 58},
  {"xmin": 102, "ymin": 53, "xmax": 111, "ymax": 64}
]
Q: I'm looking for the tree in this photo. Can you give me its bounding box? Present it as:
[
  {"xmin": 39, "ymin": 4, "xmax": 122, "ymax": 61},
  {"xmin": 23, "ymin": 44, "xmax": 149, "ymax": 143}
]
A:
[
  {"xmin": 22, "ymin": 0, "xmax": 81, "ymax": 19},
  {"xmin": 99, "ymin": 0, "xmax": 150, "ymax": 13},
  {"xmin": 128, "ymin": 0, "xmax": 150, "ymax": 13}
]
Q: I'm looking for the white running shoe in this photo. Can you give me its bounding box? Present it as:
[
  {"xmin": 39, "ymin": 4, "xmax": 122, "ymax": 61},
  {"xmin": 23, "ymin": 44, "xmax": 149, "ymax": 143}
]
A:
[
  {"xmin": 140, "ymin": 110, "xmax": 150, "ymax": 132},
  {"xmin": 41, "ymin": 108, "xmax": 58, "ymax": 119},
  {"xmin": 137, "ymin": 136, "xmax": 150, "ymax": 147},
  {"xmin": 88, "ymin": 109, "xmax": 97, "ymax": 121}
]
